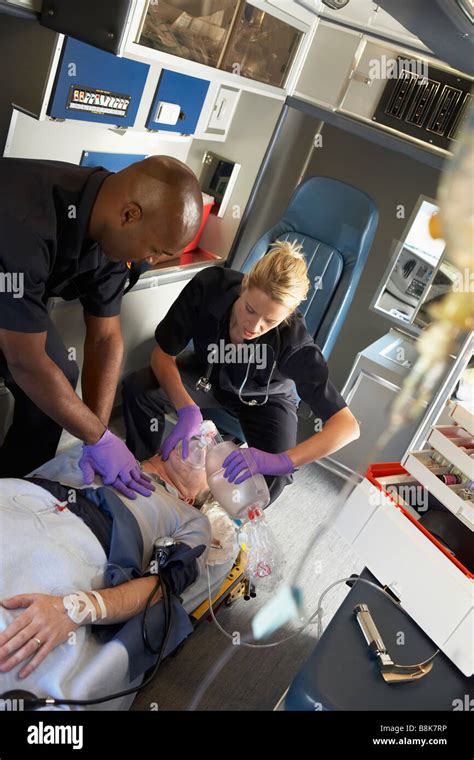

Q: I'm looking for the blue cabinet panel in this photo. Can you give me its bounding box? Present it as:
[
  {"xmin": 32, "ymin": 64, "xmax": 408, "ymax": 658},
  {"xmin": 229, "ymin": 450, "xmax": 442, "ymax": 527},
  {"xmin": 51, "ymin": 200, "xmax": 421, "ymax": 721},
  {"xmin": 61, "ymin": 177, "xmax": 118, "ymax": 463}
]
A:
[
  {"xmin": 80, "ymin": 151, "xmax": 147, "ymax": 172},
  {"xmin": 48, "ymin": 38, "xmax": 149, "ymax": 127},
  {"xmin": 146, "ymin": 69, "xmax": 210, "ymax": 134}
]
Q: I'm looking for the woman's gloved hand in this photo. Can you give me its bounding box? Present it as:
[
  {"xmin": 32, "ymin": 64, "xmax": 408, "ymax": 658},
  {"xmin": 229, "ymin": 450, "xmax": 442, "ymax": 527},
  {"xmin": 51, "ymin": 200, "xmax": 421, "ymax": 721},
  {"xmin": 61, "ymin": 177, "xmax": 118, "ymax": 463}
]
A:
[
  {"xmin": 223, "ymin": 447, "xmax": 295, "ymax": 484},
  {"xmin": 79, "ymin": 429, "xmax": 154, "ymax": 499},
  {"xmin": 161, "ymin": 404, "xmax": 203, "ymax": 461}
]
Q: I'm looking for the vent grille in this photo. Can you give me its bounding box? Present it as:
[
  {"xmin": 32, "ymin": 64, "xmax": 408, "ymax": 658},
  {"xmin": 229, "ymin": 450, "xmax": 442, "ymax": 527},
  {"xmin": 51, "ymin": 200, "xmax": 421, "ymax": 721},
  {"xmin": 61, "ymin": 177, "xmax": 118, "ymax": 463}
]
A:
[
  {"xmin": 385, "ymin": 71, "xmax": 418, "ymax": 119},
  {"xmin": 426, "ymin": 85, "xmax": 464, "ymax": 135},
  {"xmin": 448, "ymin": 93, "xmax": 471, "ymax": 140},
  {"xmin": 373, "ymin": 58, "xmax": 472, "ymax": 151},
  {"xmin": 405, "ymin": 78, "xmax": 440, "ymax": 126}
]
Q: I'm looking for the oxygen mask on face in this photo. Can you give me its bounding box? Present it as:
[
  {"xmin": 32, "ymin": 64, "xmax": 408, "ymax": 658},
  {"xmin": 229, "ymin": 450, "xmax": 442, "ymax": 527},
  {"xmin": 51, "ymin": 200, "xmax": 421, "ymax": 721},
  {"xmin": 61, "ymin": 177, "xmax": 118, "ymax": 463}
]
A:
[{"xmin": 176, "ymin": 420, "xmax": 222, "ymax": 470}]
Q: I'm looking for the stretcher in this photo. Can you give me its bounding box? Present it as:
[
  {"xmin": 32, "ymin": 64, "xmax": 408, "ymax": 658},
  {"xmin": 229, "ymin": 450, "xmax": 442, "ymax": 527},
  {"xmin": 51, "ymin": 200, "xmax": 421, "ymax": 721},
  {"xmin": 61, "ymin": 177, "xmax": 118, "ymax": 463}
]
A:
[
  {"xmin": 0, "ymin": 449, "xmax": 244, "ymax": 710},
  {"xmin": 190, "ymin": 551, "xmax": 248, "ymax": 624}
]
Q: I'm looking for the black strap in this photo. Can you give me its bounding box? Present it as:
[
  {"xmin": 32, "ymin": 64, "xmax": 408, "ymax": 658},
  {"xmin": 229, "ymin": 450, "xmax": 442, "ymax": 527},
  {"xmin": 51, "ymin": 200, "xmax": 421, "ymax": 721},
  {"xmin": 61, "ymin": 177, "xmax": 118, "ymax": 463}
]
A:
[{"xmin": 158, "ymin": 542, "xmax": 206, "ymax": 597}]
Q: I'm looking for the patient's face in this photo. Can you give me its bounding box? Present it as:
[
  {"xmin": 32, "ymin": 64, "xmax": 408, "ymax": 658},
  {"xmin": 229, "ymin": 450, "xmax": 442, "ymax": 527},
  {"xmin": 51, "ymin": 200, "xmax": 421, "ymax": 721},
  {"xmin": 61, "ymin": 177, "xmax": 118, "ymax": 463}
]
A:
[
  {"xmin": 167, "ymin": 447, "xmax": 209, "ymax": 500},
  {"xmin": 144, "ymin": 448, "xmax": 209, "ymax": 505}
]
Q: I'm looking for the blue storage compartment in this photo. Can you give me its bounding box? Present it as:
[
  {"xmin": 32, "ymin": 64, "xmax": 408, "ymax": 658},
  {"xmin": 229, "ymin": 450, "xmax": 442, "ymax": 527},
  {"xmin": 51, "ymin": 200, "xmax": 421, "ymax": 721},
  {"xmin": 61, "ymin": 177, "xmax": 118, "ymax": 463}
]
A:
[
  {"xmin": 80, "ymin": 151, "xmax": 147, "ymax": 171},
  {"xmin": 146, "ymin": 69, "xmax": 210, "ymax": 135},
  {"xmin": 48, "ymin": 38, "xmax": 150, "ymax": 127}
]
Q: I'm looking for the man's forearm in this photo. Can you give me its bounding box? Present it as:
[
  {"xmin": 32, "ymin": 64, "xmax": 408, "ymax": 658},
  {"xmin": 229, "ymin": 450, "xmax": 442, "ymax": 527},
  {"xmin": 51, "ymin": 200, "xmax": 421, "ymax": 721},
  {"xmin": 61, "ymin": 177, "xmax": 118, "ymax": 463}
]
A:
[
  {"xmin": 82, "ymin": 333, "xmax": 124, "ymax": 424},
  {"xmin": 84, "ymin": 576, "xmax": 162, "ymax": 625},
  {"xmin": 8, "ymin": 356, "xmax": 105, "ymax": 444}
]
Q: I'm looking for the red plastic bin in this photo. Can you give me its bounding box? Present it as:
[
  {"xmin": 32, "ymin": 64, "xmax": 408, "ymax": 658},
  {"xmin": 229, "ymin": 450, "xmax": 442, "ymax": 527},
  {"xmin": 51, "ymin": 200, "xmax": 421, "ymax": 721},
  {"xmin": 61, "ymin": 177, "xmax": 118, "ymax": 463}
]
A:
[
  {"xmin": 182, "ymin": 192, "xmax": 215, "ymax": 253},
  {"xmin": 365, "ymin": 461, "xmax": 473, "ymax": 579}
]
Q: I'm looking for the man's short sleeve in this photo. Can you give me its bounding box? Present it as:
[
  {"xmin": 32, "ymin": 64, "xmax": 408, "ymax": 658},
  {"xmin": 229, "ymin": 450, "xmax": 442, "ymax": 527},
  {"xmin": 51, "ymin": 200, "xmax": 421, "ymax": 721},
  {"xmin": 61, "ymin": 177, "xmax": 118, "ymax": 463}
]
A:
[
  {"xmin": 0, "ymin": 218, "xmax": 50, "ymax": 333},
  {"xmin": 154, "ymin": 273, "xmax": 204, "ymax": 356},
  {"xmin": 78, "ymin": 256, "xmax": 128, "ymax": 318},
  {"xmin": 281, "ymin": 341, "xmax": 347, "ymax": 424}
]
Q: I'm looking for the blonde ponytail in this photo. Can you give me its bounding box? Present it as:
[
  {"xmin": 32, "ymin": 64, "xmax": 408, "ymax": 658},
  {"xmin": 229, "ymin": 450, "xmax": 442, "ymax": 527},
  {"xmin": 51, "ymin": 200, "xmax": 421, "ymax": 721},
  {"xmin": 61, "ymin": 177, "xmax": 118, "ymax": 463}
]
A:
[{"xmin": 241, "ymin": 239, "xmax": 310, "ymax": 312}]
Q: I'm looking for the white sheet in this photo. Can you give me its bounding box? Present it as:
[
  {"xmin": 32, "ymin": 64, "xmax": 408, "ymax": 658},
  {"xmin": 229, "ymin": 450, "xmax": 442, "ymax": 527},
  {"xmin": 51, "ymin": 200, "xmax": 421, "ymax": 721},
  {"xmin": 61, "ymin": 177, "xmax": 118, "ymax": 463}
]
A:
[{"xmin": 0, "ymin": 446, "xmax": 237, "ymax": 710}]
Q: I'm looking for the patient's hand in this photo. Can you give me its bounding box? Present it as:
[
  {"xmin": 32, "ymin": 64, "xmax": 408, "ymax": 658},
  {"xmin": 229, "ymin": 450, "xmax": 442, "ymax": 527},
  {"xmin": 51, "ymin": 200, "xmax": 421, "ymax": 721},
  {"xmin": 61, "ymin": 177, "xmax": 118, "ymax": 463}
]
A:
[{"xmin": 0, "ymin": 594, "xmax": 79, "ymax": 679}]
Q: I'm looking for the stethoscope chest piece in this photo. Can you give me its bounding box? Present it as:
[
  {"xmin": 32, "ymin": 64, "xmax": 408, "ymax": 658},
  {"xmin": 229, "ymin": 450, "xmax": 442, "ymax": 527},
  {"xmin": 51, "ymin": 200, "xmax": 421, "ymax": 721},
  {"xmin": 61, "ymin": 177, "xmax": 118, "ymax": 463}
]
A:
[{"xmin": 195, "ymin": 376, "xmax": 212, "ymax": 393}]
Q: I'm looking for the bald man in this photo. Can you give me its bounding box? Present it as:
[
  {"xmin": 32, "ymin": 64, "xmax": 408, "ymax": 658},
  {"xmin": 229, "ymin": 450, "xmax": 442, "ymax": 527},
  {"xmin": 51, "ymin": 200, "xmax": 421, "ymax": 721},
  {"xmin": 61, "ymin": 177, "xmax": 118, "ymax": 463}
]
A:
[{"xmin": 0, "ymin": 155, "xmax": 202, "ymax": 496}]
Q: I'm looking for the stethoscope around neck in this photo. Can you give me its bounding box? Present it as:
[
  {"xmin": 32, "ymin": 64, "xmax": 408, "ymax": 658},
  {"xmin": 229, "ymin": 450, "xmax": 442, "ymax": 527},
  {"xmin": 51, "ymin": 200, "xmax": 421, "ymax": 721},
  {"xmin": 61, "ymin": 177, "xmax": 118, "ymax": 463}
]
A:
[{"xmin": 195, "ymin": 321, "xmax": 281, "ymax": 407}]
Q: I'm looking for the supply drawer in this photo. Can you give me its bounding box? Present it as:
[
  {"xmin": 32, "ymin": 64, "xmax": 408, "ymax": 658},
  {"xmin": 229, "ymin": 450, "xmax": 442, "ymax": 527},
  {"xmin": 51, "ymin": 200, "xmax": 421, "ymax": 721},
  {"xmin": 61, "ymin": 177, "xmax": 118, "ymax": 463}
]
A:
[
  {"xmin": 402, "ymin": 450, "xmax": 473, "ymax": 530},
  {"xmin": 427, "ymin": 425, "xmax": 474, "ymax": 478}
]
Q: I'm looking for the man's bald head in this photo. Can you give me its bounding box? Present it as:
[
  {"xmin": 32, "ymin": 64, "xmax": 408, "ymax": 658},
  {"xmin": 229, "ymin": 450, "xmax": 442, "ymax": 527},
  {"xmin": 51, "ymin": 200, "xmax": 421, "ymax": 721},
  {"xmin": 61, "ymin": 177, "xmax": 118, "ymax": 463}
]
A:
[{"xmin": 89, "ymin": 155, "xmax": 203, "ymax": 264}]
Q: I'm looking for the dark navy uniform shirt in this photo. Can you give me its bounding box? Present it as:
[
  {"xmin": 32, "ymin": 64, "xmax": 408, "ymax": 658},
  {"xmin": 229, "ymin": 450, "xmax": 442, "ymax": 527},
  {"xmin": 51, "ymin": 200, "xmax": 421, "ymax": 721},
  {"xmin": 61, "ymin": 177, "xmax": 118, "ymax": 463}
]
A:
[
  {"xmin": 155, "ymin": 266, "xmax": 347, "ymax": 423},
  {"xmin": 0, "ymin": 158, "xmax": 128, "ymax": 333}
]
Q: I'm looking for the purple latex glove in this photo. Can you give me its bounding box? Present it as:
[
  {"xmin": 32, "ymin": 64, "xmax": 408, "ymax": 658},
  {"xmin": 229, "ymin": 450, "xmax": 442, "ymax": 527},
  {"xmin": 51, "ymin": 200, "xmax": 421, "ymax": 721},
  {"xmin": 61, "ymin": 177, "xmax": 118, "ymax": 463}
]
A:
[
  {"xmin": 79, "ymin": 429, "xmax": 155, "ymax": 500},
  {"xmin": 161, "ymin": 404, "xmax": 203, "ymax": 461},
  {"xmin": 223, "ymin": 447, "xmax": 295, "ymax": 485}
]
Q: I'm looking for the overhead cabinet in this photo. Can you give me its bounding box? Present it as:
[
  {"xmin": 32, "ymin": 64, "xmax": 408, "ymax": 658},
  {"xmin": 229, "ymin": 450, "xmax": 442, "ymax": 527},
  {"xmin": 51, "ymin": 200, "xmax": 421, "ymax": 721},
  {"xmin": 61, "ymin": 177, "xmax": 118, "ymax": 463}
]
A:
[{"xmin": 133, "ymin": 0, "xmax": 305, "ymax": 88}]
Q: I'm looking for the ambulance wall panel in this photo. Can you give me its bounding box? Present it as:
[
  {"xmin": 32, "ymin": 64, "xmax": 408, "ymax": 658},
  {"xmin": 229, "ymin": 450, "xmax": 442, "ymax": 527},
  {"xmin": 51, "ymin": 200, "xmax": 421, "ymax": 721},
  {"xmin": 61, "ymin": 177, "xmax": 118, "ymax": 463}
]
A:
[
  {"xmin": 292, "ymin": 22, "xmax": 362, "ymax": 109},
  {"xmin": 185, "ymin": 90, "xmax": 283, "ymax": 261},
  {"xmin": 4, "ymin": 109, "xmax": 192, "ymax": 165},
  {"xmin": 301, "ymin": 122, "xmax": 441, "ymax": 391},
  {"xmin": 49, "ymin": 273, "xmax": 197, "ymax": 400}
]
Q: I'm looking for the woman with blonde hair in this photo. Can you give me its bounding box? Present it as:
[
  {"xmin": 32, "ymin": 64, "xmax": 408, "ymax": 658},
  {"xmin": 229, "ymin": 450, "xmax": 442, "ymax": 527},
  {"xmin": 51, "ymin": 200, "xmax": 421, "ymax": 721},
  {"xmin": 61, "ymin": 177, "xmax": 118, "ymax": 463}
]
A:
[{"xmin": 122, "ymin": 240, "xmax": 359, "ymax": 504}]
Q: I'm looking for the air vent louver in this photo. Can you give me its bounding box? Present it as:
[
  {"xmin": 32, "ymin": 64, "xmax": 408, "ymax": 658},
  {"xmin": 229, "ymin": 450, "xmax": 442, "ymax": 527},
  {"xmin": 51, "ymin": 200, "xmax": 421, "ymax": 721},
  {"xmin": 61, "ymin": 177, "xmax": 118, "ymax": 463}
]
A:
[
  {"xmin": 385, "ymin": 72, "xmax": 418, "ymax": 119},
  {"xmin": 373, "ymin": 58, "xmax": 471, "ymax": 151},
  {"xmin": 426, "ymin": 85, "xmax": 464, "ymax": 135},
  {"xmin": 405, "ymin": 78, "xmax": 440, "ymax": 126}
]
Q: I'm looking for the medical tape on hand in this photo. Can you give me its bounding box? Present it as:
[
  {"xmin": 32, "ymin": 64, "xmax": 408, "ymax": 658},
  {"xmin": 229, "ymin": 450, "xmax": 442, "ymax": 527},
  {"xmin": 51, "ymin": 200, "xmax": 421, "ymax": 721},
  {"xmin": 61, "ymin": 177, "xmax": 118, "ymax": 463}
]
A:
[{"xmin": 63, "ymin": 590, "xmax": 107, "ymax": 624}]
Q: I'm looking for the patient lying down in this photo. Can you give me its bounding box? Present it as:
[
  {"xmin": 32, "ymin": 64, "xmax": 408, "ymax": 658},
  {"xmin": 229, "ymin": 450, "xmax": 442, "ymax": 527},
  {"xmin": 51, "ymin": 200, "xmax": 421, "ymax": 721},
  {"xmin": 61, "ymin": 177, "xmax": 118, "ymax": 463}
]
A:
[{"xmin": 0, "ymin": 435, "xmax": 237, "ymax": 708}]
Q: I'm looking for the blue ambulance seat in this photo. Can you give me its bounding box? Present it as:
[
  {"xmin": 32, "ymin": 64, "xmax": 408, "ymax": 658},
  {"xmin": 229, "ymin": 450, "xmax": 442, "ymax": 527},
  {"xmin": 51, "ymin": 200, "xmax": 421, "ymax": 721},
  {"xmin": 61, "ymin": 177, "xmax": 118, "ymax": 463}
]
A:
[{"xmin": 203, "ymin": 176, "xmax": 379, "ymax": 442}]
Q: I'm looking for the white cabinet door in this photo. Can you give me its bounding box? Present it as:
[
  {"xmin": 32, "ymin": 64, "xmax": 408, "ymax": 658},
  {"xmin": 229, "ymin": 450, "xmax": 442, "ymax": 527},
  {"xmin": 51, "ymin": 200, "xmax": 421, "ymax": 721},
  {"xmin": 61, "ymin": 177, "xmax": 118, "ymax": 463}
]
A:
[
  {"xmin": 206, "ymin": 85, "xmax": 241, "ymax": 133},
  {"xmin": 330, "ymin": 369, "xmax": 403, "ymax": 472},
  {"xmin": 293, "ymin": 21, "xmax": 362, "ymax": 107}
]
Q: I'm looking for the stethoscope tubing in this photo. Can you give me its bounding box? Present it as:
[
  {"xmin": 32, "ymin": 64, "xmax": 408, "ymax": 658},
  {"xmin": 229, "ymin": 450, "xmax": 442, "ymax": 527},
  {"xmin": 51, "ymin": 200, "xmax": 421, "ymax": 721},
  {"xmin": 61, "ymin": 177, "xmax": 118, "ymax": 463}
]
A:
[{"xmin": 196, "ymin": 317, "xmax": 281, "ymax": 407}]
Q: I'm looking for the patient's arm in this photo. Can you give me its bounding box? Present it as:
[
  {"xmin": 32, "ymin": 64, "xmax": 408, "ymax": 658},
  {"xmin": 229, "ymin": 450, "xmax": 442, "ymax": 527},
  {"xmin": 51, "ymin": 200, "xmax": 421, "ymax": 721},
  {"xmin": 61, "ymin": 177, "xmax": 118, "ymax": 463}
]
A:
[
  {"xmin": 0, "ymin": 475, "xmax": 212, "ymax": 679},
  {"xmin": 0, "ymin": 577, "xmax": 162, "ymax": 679}
]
